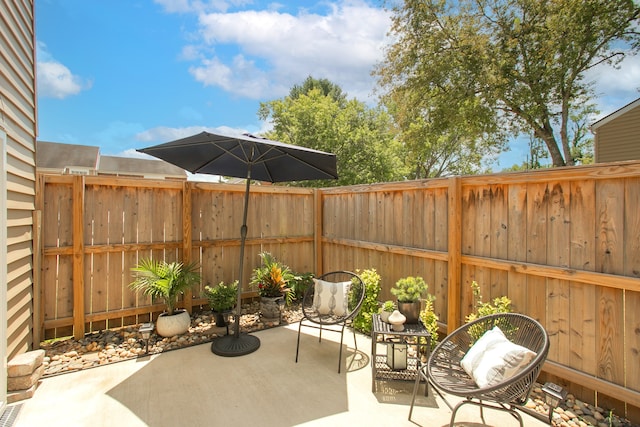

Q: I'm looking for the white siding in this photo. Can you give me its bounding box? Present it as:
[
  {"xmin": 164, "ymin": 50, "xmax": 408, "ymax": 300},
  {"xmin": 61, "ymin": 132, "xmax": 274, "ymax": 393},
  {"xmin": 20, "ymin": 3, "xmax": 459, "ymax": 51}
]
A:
[{"xmin": 0, "ymin": 0, "xmax": 37, "ymax": 367}]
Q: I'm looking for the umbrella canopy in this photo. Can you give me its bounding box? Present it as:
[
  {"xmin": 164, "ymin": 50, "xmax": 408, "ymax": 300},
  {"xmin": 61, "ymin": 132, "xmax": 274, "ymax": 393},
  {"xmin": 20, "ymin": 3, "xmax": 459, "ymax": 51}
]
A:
[
  {"xmin": 137, "ymin": 131, "xmax": 338, "ymax": 183},
  {"xmin": 138, "ymin": 131, "xmax": 338, "ymax": 356}
]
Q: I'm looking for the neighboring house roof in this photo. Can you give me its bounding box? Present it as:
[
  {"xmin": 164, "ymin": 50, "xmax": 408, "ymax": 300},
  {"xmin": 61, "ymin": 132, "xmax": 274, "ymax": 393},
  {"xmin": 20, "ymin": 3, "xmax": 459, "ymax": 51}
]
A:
[
  {"xmin": 590, "ymin": 97, "xmax": 640, "ymax": 131},
  {"xmin": 36, "ymin": 140, "xmax": 187, "ymax": 179},
  {"xmin": 99, "ymin": 155, "xmax": 186, "ymax": 179},
  {"xmin": 36, "ymin": 140, "xmax": 100, "ymax": 173}
]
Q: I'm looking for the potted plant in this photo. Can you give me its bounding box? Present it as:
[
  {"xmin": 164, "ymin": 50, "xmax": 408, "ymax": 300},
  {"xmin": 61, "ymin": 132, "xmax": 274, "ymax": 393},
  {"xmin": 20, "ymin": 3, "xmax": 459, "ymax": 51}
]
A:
[
  {"xmin": 379, "ymin": 300, "xmax": 396, "ymax": 322},
  {"xmin": 250, "ymin": 252, "xmax": 295, "ymax": 320},
  {"xmin": 203, "ymin": 280, "xmax": 238, "ymax": 327},
  {"xmin": 130, "ymin": 259, "xmax": 200, "ymax": 337},
  {"xmin": 391, "ymin": 276, "xmax": 428, "ymax": 324}
]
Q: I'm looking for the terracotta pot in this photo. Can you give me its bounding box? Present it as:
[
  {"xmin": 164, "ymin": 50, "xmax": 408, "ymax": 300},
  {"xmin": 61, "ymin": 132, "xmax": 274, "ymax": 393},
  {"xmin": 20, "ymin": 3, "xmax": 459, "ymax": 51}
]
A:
[{"xmin": 156, "ymin": 309, "xmax": 191, "ymax": 337}]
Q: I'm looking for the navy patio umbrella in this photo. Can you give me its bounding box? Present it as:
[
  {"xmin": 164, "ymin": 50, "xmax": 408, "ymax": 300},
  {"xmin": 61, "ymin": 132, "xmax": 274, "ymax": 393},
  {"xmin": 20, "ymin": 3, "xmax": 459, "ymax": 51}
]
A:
[{"xmin": 138, "ymin": 131, "xmax": 338, "ymax": 356}]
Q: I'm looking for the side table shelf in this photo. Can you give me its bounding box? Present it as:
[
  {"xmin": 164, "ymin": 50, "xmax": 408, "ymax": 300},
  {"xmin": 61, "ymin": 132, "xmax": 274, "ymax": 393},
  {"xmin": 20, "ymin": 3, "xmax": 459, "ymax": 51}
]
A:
[{"xmin": 370, "ymin": 313, "xmax": 431, "ymax": 393}]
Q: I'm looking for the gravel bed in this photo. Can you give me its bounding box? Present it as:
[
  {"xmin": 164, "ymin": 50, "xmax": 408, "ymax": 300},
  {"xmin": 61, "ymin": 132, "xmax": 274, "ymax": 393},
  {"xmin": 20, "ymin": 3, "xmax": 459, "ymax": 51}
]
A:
[{"xmin": 38, "ymin": 303, "xmax": 636, "ymax": 427}]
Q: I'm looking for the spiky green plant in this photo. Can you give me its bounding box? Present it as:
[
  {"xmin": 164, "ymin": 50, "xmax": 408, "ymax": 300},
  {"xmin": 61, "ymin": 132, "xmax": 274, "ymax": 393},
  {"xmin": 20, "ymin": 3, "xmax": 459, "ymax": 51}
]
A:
[{"xmin": 130, "ymin": 259, "xmax": 200, "ymax": 315}]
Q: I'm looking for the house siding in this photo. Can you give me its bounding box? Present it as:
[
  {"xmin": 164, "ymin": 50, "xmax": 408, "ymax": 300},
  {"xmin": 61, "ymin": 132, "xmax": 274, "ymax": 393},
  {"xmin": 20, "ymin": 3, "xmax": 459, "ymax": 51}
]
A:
[
  {"xmin": 594, "ymin": 101, "xmax": 640, "ymax": 163},
  {"xmin": 0, "ymin": 0, "xmax": 37, "ymax": 361}
]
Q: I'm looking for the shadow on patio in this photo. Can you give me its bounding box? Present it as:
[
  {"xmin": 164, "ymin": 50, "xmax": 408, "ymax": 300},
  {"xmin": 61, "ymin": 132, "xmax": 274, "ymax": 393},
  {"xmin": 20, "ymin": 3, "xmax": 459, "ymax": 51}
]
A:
[{"xmin": 12, "ymin": 323, "xmax": 549, "ymax": 427}]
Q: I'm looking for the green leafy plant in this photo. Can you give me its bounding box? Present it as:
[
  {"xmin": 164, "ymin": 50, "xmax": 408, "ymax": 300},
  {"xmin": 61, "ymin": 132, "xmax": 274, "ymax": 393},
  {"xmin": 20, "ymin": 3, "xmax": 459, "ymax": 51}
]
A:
[
  {"xmin": 289, "ymin": 271, "xmax": 314, "ymax": 301},
  {"xmin": 419, "ymin": 295, "xmax": 439, "ymax": 351},
  {"xmin": 351, "ymin": 268, "xmax": 382, "ymax": 335},
  {"xmin": 203, "ymin": 280, "xmax": 238, "ymax": 313},
  {"xmin": 250, "ymin": 252, "xmax": 296, "ymax": 304},
  {"xmin": 465, "ymin": 281, "xmax": 513, "ymax": 341},
  {"xmin": 380, "ymin": 300, "xmax": 396, "ymax": 313},
  {"xmin": 391, "ymin": 276, "xmax": 428, "ymax": 302},
  {"xmin": 130, "ymin": 259, "xmax": 200, "ymax": 315}
]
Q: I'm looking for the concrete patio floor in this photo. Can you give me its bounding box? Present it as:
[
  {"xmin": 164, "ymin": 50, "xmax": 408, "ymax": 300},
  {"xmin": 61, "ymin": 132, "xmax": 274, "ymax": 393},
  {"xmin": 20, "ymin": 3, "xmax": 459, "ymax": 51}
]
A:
[{"xmin": 11, "ymin": 323, "xmax": 550, "ymax": 427}]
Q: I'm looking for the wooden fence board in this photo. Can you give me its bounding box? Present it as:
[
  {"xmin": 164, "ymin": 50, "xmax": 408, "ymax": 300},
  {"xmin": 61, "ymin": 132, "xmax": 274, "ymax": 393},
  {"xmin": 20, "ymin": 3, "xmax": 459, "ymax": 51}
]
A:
[
  {"xmin": 624, "ymin": 177, "xmax": 640, "ymax": 278},
  {"xmin": 434, "ymin": 188, "xmax": 447, "ymax": 252},
  {"xmin": 596, "ymin": 180, "xmax": 624, "ymax": 275}
]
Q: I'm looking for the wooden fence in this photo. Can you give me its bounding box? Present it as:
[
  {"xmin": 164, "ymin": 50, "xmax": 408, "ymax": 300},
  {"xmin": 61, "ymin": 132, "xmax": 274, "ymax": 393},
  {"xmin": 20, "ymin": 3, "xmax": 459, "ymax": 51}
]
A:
[{"xmin": 34, "ymin": 161, "xmax": 640, "ymax": 421}]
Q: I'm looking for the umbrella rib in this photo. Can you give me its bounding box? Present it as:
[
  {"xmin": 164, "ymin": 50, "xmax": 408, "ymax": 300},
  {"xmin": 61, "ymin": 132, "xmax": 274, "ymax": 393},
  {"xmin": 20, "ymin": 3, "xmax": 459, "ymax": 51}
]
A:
[{"xmin": 191, "ymin": 141, "xmax": 252, "ymax": 175}]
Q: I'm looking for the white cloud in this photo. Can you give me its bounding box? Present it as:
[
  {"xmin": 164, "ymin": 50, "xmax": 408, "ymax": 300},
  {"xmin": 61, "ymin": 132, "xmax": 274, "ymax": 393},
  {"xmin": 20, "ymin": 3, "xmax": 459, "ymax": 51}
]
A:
[
  {"xmin": 36, "ymin": 42, "xmax": 91, "ymax": 99},
  {"xmin": 586, "ymin": 50, "xmax": 640, "ymax": 118},
  {"xmin": 135, "ymin": 124, "xmax": 249, "ymax": 143},
  {"xmin": 187, "ymin": 1, "xmax": 391, "ymax": 101},
  {"xmin": 154, "ymin": 0, "xmax": 253, "ymax": 14}
]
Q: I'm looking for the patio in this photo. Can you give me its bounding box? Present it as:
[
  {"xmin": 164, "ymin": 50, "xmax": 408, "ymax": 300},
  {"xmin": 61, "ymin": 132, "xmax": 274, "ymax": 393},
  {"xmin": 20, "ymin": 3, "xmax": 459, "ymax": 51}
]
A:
[{"xmin": 11, "ymin": 323, "xmax": 550, "ymax": 427}]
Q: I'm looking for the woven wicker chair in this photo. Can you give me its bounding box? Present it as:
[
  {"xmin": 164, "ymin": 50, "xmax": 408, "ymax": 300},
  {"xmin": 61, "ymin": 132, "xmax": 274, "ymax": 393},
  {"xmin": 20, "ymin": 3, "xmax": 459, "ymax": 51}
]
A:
[
  {"xmin": 295, "ymin": 271, "xmax": 365, "ymax": 373},
  {"xmin": 409, "ymin": 312, "xmax": 550, "ymax": 426}
]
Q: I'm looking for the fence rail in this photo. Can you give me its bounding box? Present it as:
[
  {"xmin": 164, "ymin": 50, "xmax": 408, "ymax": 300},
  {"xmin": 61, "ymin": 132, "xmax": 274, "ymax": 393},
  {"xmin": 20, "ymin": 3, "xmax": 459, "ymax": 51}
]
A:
[{"xmin": 34, "ymin": 161, "xmax": 640, "ymax": 421}]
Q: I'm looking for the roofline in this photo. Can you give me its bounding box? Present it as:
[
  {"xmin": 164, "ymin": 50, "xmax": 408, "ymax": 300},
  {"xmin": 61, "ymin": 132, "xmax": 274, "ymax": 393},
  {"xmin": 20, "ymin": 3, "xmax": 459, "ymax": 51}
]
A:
[{"xmin": 590, "ymin": 97, "xmax": 640, "ymax": 131}]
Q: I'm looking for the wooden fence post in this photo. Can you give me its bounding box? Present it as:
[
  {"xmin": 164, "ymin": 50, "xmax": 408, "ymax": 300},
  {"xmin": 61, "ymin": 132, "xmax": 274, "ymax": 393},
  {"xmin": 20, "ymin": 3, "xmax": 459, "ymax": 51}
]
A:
[
  {"xmin": 72, "ymin": 175, "xmax": 85, "ymax": 340},
  {"xmin": 182, "ymin": 181, "xmax": 193, "ymax": 313},
  {"xmin": 32, "ymin": 210, "xmax": 42, "ymax": 348},
  {"xmin": 314, "ymin": 189, "xmax": 323, "ymax": 275},
  {"xmin": 447, "ymin": 176, "xmax": 462, "ymax": 333}
]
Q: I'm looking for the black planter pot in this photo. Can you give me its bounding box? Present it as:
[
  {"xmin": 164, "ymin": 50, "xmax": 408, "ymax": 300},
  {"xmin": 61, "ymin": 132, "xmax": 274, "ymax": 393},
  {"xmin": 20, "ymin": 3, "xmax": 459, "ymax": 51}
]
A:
[
  {"xmin": 212, "ymin": 310, "xmax": 231, "ymax": 327},
  {"xmin": 397, "ymin": 300, "xmax": 421, "ymax": 324}
]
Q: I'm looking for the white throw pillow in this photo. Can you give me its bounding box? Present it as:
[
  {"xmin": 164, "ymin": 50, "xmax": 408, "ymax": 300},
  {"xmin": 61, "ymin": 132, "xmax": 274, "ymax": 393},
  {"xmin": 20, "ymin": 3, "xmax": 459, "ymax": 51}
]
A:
[
  {"xmin": 312, "ymin": 279, "xmax": 351, "ymax": 317},
  {"xmin": 460, "ymin": 325, "xmax": 536, "ymax": 388}
]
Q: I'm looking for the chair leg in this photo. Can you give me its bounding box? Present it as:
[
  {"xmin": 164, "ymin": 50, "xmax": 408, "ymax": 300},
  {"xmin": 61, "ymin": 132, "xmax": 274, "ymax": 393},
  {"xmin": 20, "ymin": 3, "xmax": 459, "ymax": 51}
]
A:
[
  {"xmin": 351, "ymin": 326, "xmax": 358, "ymax": 352},
  {"xmin": 408, "ymin": 366, "xmax": 423, "ymax": 421},
  {"xmin": 449, "ymin": 398, "xmax": 524, "ymax": 427},
  {"xmin": 295, "ymin": 321, "xmax": 303, "ymax": 363},
  {"xmin": 337, "ymin": 325, "xmax": 345, "ymax": 373}
]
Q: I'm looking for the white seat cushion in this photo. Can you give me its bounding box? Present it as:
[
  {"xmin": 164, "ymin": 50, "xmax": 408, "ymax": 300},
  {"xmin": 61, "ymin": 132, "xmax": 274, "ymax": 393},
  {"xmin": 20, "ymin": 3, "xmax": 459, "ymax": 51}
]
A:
[
  {"xmin": 460, "ymin": 325, "xmax": 536, "ymax": 388},
  {"xmin": 312, "ymin": 279, "xmax": 351, "ymax": 317}
]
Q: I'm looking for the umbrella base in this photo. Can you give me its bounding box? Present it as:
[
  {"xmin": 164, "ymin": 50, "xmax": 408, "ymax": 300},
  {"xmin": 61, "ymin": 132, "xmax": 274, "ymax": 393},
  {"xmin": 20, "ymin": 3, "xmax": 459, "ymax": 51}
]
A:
[{"xmin": 211, "ymin": 333, "xmax": 260, "ymax": 357}]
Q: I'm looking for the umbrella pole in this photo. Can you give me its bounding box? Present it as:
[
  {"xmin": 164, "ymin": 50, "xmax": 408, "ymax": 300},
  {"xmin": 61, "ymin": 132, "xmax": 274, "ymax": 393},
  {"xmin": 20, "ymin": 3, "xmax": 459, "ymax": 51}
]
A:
[{"xmin": 211, "ymin": 157, "xmax": 260, "ymax": 356}]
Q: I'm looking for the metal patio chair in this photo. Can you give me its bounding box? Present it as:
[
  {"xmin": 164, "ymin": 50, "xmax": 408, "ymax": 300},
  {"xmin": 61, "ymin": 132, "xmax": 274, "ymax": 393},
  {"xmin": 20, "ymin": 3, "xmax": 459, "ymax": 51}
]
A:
[
  {"xmin": 295, "ymin": 271, "xmax": 365, "ymax": 373},
  {"xmin": 409, "ymin": 312, "xmax": 550, "ymax": 426}
]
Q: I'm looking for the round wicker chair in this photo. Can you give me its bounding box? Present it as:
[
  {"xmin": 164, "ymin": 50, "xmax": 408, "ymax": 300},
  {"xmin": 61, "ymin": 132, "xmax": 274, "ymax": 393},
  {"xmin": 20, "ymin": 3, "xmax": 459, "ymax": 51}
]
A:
[
  {"xmin": 295, "ymin": 271, "xmax": 365, "ymax": 373},
  {"xmin": 410, "ymin": 312, "xmax": 550, "ymax": 426}
]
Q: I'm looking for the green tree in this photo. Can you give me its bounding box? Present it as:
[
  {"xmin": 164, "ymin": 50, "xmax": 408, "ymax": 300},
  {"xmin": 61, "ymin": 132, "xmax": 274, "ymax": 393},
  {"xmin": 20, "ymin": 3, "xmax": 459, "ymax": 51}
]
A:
[
  {"xmin": 289, "ymin": 76, "xmax": 347, "ymax": 105},
  {"xmin": 376, "ymin": 0, "xmax": 639, "ymax": 168},
  {"xmin": 259, "ymin": 78, "xmax": 405, "ymax": 186}
]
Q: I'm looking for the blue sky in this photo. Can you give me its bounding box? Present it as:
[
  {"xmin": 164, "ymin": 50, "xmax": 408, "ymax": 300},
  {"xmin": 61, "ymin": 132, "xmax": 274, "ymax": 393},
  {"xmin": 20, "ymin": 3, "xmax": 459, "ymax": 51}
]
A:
[{"xmin": 36, "ymin": 0, "xmax": 640, "ymax": 172}]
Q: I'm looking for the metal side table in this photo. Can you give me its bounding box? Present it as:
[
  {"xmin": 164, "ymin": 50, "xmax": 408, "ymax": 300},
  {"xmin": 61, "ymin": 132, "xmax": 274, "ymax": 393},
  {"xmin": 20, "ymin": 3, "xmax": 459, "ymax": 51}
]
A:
[{"xmin": 371, "ymin": 313, "xmax": 431, "ymax": 394}]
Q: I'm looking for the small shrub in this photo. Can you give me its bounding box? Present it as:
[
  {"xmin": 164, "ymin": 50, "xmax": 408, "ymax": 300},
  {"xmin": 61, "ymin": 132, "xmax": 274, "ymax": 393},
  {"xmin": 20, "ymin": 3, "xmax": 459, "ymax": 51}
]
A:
[
  {"xmin": 391, "ymin": 276, "xmax": 428, "ymax": 302},
  {"xmin": 419, "ymin": 295, "xmax": 439, "ymax": 351},
  {"xmin": 351, "ymin": 268, "xmax": 382, "ymax": 335},
  {"xmin": 380, "ymin": 300, "xmax": 396, "ymax": 313},
  {"xmin": 465, "ymin": 281, "xmax": 513, "ymax": 341},
  {"xmin": 289, "ymin": 271, "xmax": 314, "ymax": 301}
]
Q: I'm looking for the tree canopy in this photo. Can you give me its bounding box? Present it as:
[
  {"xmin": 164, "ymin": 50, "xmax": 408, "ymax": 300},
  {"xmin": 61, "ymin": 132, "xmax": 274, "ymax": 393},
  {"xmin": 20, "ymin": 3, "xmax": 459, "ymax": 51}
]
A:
[
  {"xmin": 376, "ymin": 0, "xmax": 640, "ymax": 168},
  {"xmin": 258, "ymin": 77, "xmax": 405, "ymax": 186}
]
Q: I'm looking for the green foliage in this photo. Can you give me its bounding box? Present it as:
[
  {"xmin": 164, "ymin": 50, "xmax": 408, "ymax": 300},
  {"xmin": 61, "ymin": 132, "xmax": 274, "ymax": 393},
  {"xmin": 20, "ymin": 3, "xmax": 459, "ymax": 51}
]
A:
[
  {"xmin": 377, "ymin": 0, "xmax": 638, "ymax": 169},
  {"xmin": 289, "ymin": 271, "xmax": 314, "ymax": 302},
  {"xmin": 250, "ymin": 252, "xmax": 296, "ymax": 304},
  {"xmin": 351, "ymin": 268, "xmax": 382, "ymax": 335},
  {"xmin": 391, "ymin": 276, "xmax": 428, "ymax": 302},
  {"xmin": 380, "ymin": 300, "xmax": 396, "ymax": 313},
  {"xmin": 258, "ymin": 77, "xmax": 406, "ymax": 186},
  {"xmin": 419, "ymin": 295, "xmax": 440, "ymax": 351},
  {"xmin": 130, "ymin": 259, "xmax": 200, "ymax": 315},
  {"xmin": 465, "ymin": 281, "xmax": 513, "ymax": 341},
  {"xmin": 203, "ymin": 280, "xmax": 238, "ymax": 313}
]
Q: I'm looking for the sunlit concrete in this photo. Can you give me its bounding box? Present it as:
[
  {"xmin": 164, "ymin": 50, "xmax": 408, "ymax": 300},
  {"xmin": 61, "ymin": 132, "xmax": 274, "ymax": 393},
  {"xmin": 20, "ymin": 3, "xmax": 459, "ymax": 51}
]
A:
[{"xmin": 12, "ymin": 323, "xmax": 549, "ymax": 427}]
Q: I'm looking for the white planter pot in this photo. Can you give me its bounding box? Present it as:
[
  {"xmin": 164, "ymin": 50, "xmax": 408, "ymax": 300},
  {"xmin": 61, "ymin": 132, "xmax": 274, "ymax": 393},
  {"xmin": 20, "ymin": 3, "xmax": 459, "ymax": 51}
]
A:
[{"xmin": 156, "ymin": 309, "xmax": 191, "ymax": 337}]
